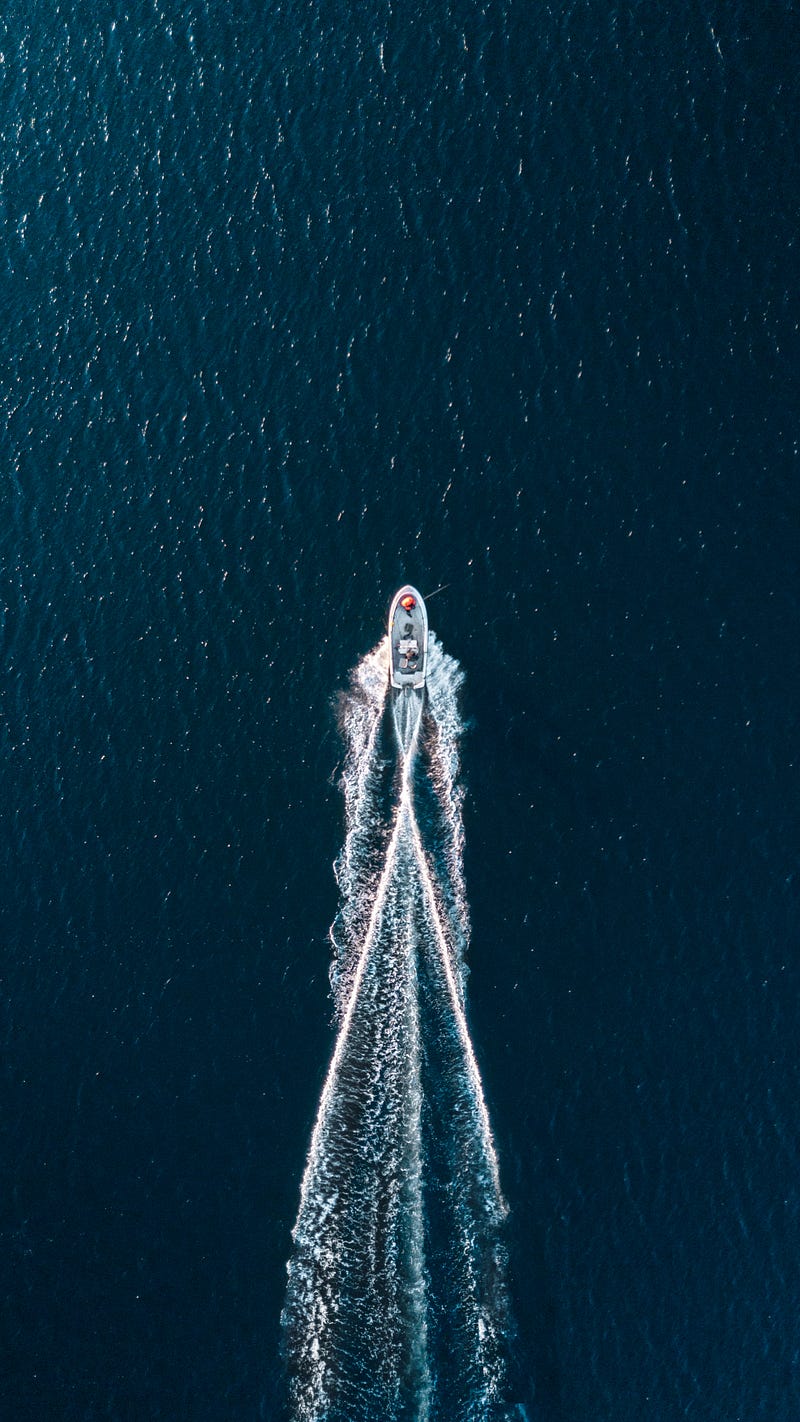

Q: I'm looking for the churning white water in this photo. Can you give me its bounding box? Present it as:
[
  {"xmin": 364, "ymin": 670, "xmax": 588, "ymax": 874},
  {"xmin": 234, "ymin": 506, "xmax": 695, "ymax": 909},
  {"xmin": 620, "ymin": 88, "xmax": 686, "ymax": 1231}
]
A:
[{"xmin": 283, "ymin": 635, "xmax": 511, "ymax": 1421}]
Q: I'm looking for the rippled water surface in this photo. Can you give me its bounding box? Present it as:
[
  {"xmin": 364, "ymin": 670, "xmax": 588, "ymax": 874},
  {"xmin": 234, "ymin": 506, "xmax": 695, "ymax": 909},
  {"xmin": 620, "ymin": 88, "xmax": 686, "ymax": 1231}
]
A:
[{"xmin": 2, "ymin": 0, "xmax": 798, "ymax": 1417}]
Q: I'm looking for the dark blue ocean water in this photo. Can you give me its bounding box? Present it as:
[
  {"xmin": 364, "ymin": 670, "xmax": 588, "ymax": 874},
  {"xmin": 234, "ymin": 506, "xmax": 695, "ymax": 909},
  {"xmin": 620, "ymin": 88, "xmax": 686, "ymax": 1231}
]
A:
[{"xmin": 2, "ymin": 0, "xmax": 798, "ymax": 1416}]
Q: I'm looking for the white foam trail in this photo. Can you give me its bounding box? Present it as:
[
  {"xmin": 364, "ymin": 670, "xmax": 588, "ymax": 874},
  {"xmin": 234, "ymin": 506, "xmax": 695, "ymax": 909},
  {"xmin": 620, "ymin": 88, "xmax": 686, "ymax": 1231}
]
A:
[
  {"xmin": 336, "ymin": 644, "xmax": 388, "ymax": 863},
  {"xmin": 330, "ymin": 643, "xmax": 390, "ymax": 1010},
  {"xmin": 397, "ymin": 899, "xmax": 432, "ymax": 1422},
  {"xmin": 284, "ymin": 635, "xmax": 509, "ymax": 1420},
  {"xmin": 406, "ymin": 801, "xmax": 506, "ymax": 1215},
  {"xmin": 425, "ymin": 634, "xmax": 471, "ymax": 966},
  {"xmin": 296, "ymin": 693, "xmax": 423, "ymax": 1228}
]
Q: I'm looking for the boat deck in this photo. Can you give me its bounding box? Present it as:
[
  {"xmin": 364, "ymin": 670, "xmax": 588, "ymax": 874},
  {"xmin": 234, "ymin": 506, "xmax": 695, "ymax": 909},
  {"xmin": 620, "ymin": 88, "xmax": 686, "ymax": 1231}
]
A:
[{"xmin": 389, "ymin": 586, "xmax": 428, "ymax": 690}]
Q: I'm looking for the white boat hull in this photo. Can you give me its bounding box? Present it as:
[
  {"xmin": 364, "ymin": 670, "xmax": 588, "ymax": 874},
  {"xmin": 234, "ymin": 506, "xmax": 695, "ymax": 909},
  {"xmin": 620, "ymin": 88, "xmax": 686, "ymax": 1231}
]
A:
[{"xmin": 387, "ymin": 585, "xmax": 429, "ymax": 689}]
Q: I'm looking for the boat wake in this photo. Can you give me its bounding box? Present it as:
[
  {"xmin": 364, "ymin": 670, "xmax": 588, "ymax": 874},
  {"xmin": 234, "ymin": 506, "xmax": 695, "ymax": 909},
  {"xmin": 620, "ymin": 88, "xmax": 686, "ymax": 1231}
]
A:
[{"xmin": 282, "ymin": 635, "xmax": 512, "ymax": 1421}]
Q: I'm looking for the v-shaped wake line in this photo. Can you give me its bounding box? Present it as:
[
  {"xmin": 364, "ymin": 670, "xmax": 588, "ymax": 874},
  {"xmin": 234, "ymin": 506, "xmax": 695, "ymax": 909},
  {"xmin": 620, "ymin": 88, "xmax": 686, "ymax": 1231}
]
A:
[
  {"xmin": 283, "ymin": 635, "xmax": 511, "ymax": 1421},
  {"xmin": 405, "ymin": 798, "xmax": 506, "ymax": 1215},
  {"xmin": 293, "ymin": 685, "xmax": 424, "ymax": 1231}
]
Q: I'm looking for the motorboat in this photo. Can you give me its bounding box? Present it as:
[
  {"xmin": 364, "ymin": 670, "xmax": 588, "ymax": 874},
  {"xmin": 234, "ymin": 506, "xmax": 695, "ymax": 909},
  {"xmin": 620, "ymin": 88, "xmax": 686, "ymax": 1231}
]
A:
[{"xmin": 388, "ymin": 586, "xmax": 428, "ymax": 690}]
